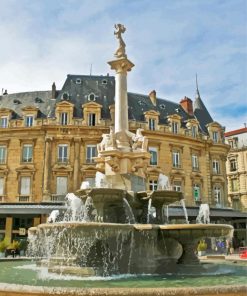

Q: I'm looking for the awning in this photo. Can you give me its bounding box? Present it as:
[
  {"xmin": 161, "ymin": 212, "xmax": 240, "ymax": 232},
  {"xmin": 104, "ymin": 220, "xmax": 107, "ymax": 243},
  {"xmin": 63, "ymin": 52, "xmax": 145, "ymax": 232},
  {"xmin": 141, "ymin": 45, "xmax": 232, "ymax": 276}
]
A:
[
  {"xmin": 168, "ymin": 206, "xmax": 247, "ymax": 219},
  {"xmin": 0, "ymin": 203, "xmax": 66, "ymax": 214}
]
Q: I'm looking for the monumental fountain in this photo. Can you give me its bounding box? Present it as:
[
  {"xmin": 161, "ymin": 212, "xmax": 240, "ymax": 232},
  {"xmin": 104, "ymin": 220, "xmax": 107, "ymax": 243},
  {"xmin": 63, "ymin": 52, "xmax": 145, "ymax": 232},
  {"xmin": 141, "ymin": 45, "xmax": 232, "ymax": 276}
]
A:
[
  {"xmin": 26, "ymin": 24, "xmax": 233, "ymax": 278},
  {"xmin": 1, "ymin": 24, "xmax": 245, "ymax": 296}
]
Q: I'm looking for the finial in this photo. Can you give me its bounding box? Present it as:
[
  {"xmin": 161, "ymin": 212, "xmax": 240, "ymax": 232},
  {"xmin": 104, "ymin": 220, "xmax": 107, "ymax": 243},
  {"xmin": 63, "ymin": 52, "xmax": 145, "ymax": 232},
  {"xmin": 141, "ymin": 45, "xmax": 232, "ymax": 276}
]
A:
[
  {"xmin": 195, "ymin": 73, "xmax": 200, "ymax": 99},
  {"xmin": 114, "ymin": 24, "xmax": 127, "ymax": 59}
]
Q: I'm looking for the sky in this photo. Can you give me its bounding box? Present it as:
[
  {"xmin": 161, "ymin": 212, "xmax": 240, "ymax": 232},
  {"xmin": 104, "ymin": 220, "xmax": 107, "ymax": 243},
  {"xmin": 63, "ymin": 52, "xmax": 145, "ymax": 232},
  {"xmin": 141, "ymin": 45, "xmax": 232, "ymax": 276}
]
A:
[{"xmin": 0, "ymin": 0, "xmax": 246, "ymax": 132}]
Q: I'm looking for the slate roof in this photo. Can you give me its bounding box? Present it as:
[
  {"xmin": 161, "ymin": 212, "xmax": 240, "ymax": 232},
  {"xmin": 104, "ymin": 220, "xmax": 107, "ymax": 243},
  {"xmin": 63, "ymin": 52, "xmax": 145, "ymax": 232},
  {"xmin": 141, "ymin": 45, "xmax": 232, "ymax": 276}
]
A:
[
  {"xmin": 0, "ymin": 74, "xmax": 213, "ymax": 133},
  {"xmin": 194, "ymin": 88, "xmax": 213, "ymax": 133},
  {"xmin": 0, "ymin": 91, "xmax": 55, "ymax": 119}
]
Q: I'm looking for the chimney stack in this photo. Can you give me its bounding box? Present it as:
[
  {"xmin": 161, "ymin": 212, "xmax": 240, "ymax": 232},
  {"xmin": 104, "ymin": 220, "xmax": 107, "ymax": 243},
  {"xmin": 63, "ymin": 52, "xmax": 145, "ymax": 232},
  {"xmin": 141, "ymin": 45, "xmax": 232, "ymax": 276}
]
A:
[
  {"xmin": 180, "ymin": 96, "xmax": 193, "ymax": 116},
  {"xmin": 52, "ymin": 82, "xmax": 56, "ymax": 99},
  {"xmin": 149, "ymin": 90, "xmax": 157, "ymax": 106}
]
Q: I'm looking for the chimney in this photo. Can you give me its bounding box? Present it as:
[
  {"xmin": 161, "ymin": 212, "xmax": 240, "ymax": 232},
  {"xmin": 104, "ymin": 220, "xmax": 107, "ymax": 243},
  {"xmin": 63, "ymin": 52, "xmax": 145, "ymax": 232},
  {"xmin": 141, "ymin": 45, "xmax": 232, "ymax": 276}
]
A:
[
  {"xmin": 52, "ymin": 82, "xmax": 56, "ymax": 99},
  {"xmin": 3, "ymin": 89, "xmax": 8, "ymax": 95},
  {"xmin": 180, "ymin": 96, "xmax": 193, "ymax": 116},
  {"xmin": 149, "ymin": 90, "xmax": 156, "ymax": 106}
]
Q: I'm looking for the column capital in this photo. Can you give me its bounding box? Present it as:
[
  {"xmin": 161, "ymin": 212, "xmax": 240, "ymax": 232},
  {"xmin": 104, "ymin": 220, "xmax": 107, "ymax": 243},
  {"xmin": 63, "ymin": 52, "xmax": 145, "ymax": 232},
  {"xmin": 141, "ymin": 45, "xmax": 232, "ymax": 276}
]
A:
[{"xmin": 108, "ymin": 57, "xmax": 134, "ymax": 74}]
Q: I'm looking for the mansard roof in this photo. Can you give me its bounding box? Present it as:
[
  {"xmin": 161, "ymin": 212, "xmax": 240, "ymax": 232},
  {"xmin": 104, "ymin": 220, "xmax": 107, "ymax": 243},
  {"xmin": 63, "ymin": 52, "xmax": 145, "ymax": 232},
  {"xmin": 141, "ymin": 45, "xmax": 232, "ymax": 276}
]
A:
[
  {"xmin": 0, "ymin": 74, "xmax": 214, "ymax": 133},
  {"xmin": 0, "ymin": 91, "xmax": 55, "ymax": 119}
]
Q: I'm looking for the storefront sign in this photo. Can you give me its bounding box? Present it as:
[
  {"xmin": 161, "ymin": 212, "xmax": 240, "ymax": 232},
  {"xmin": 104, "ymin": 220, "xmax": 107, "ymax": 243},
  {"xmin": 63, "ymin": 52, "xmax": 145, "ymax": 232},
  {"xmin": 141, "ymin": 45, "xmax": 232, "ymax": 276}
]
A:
[{"xmin": 19, "ymin": 228, "xmax": 26, "ymax": 236}]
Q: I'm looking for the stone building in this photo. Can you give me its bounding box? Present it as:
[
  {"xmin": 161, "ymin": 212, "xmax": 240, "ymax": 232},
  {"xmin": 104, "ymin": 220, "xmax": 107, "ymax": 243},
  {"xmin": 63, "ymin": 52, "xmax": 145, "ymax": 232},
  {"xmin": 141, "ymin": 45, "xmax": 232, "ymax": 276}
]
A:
[{"xmin": 1, "ymin": 73, "xmax": 245, "ymax": 242}]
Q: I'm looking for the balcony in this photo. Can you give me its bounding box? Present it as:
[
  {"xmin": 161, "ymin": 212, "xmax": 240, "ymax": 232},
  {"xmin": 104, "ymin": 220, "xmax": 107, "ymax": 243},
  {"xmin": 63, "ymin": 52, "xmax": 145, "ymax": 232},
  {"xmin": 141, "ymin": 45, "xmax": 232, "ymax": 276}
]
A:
[
  {"xmin": 18, "ymin": 196, "xmax": 30, "ymax": 202},
  {"xmin": 50, "ymin": 194, "xmax": 66, "ymax": 202}
]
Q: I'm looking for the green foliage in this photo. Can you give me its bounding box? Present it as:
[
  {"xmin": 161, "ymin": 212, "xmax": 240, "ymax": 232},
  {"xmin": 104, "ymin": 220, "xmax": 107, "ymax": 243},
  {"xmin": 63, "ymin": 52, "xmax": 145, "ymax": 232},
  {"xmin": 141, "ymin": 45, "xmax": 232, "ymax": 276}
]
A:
[
  {"xmin": 197, "ymin": 240, "xmax": 207, "ymax": 252},
  {"xmin": 7, "ymin": 240, "xmax": 21, "ymax": 250},
  {"xmin": 0, "ymin": 239, "xmax": 7, "ymax": 252}
]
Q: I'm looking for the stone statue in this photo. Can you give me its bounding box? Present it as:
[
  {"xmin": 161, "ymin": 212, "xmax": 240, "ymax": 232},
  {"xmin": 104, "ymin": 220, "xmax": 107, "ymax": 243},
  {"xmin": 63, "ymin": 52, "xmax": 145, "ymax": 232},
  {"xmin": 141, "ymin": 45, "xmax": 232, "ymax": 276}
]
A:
[
  {"xmin": 114, "ymin": 24, "xmax": 127, "ymax": 59},
  {"xmin": 97, "ymin": 126, "xmax": 117, "ymax": 153},
  {"xmin": 132, "ymin": 128, "xmax": 148, "ymax": 151}
]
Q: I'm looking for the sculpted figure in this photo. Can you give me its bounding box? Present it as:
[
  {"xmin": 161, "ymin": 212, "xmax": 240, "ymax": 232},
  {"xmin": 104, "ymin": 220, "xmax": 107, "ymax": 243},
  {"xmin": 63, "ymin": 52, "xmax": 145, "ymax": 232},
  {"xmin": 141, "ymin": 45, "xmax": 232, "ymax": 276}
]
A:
[
  {"xmin": 97, "ymin": 127, "xmax": 117, "ymax": 153},
  {"xmin": 132, "ymin": 128, "xmax": 148, "ymax": 151},
  {"xmin": 114, "ymin": 24, "xmax": 127, "ymax": 59}
]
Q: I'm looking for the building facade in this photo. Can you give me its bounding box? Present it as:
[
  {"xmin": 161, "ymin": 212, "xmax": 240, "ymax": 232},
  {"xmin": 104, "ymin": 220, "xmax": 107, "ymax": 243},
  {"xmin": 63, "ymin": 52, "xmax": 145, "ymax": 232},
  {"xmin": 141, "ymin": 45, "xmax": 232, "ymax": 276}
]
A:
[
  {"xmin": 225, "ymin": 127, "xmax": 247, "ymax": 211},
  {"xmin": 0, "ymin": 74, "xmax": 244, "ymax": 242}
]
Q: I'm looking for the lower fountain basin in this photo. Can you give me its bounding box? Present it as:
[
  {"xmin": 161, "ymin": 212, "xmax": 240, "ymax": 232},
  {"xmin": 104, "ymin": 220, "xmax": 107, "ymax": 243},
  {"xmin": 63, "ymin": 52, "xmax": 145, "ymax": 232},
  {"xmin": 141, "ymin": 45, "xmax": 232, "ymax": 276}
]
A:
[{"xmin": 28, "ymin": 222, "xmax": 233, "ymax": 276}]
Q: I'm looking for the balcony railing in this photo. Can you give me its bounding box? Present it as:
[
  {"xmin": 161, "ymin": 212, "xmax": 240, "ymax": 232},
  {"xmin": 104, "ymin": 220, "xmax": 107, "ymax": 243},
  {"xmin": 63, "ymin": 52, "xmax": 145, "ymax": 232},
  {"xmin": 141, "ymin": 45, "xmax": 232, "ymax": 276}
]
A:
[
  {"xmin": 18, "ymin": 196, "xmax": 30, "ymax": 202},
  {"xmin": 50, "ymin": 194, "xmax": 66, "ymax": 202},
  {"xmin": 57, "ymin": 158, "xmax": 69, "ymax": 164}
]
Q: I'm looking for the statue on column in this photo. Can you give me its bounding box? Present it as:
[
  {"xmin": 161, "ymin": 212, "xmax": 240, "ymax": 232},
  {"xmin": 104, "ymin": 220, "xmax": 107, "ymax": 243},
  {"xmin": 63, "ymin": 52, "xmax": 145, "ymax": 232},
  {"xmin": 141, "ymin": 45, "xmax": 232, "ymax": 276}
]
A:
[
  {"xmin": 132, "ymin": 128, "xmax": 148, "ymax": 151},
  {"xmin": 114, "ymin": 24, "xmax": 127, "ymax": 59}
]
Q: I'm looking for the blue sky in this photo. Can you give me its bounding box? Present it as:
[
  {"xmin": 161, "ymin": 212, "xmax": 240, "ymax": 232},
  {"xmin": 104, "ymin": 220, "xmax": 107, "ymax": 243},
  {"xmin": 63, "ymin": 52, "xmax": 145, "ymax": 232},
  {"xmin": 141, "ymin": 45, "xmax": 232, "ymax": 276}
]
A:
[{"xmin": 0, "ymin": 0, "xmax": 246, "ymax": 131}]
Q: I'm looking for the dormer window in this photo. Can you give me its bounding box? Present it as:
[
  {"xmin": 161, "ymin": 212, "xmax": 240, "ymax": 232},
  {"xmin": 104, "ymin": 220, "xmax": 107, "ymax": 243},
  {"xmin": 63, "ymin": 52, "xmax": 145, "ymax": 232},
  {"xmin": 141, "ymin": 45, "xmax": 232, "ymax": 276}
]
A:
[
  {"xmin": 212, "ymin": 131, "xmax": 219, "ymax": 143},
  {"xmin": 76, "ymin": 78, "xmax": 81, "ymax": 84},
  {"xmin": 13, "ymin": 99, "xmax": 21, "ymax": 105},
  {"xmin": 88, "ymin": 113, "xmax": 96, "ymax": 126},
  {"xmin": 88, "ymin": 93, "xmax": 96, "ymax": 102},
  {"xmin": 149, "ymin": 118, "xmax": 155, "ymax": 131},
  {"xmin": 25, "ymin": 115, "xmax": 34, "ymax": 127},
  {"xmin": 172, "ymin": 122, "xmax": 179, "ymax": 134},
  {"xmin": 60, "ymin": 112, "xmax": 68, "ymax": 125},
  {"xmin": 0, "ymin": 117, "xmax": 8, "ymax": 128},
  {"xmin": 191, "ymin": 126, "xmax": 197, "ymax": 138},
  {"xmin": 62, "ymin": 92, "xmax": 69, "ymax": 101}
]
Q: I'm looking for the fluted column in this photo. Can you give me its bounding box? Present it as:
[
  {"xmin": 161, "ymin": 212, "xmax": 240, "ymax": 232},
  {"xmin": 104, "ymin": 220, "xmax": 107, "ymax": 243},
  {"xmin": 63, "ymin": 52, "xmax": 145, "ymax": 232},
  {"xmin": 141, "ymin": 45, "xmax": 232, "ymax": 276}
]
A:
[
  {"xmin": 43, "ymin": 137, "xmax": 52, "ymax": 200},
  {"xmin": 73, "ymin": 137, "xmax": 81, "ymax": 191}
]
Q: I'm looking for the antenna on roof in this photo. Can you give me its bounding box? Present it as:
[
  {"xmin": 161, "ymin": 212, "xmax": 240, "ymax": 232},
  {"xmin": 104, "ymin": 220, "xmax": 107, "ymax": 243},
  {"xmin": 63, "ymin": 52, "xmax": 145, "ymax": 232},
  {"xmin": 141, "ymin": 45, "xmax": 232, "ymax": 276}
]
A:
[
  {"xmin": 90, "ymin": 63, "xmax": 92, "ymax": 76},
  {"xmin": 196, "ymin": 73, "xmax": 199, "ymax": 91}
]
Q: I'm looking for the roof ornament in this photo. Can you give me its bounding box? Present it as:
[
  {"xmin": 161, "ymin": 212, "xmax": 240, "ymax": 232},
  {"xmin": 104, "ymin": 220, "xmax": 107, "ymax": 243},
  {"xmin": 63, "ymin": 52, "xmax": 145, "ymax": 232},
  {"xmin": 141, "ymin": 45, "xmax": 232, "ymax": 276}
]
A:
[
  {"xmin": 195, "ymin": 73, "xmax": 201, "ymax": 99},
  {"xmin": 114, "ymin": 24, "xmax": 127, "ymax": 59}
]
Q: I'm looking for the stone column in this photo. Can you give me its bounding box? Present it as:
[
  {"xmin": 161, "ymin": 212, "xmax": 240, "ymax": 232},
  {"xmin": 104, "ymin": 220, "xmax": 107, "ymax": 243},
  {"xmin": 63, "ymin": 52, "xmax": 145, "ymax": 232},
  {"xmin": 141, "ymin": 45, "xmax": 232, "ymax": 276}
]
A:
[
  {"xmin": 73, "ymin": 137, "xmax": 81, "ymax": 191},
  {"xmin": 108, "ymin": 58, "xmax": 134, "ymax": 150},
  {"xmin": 5, "ymin": 217, "xmax": 13, "ymax": 243},
  {"xmin": 43, "ymin": 137, "xmax": 52, "ymax": 201}
]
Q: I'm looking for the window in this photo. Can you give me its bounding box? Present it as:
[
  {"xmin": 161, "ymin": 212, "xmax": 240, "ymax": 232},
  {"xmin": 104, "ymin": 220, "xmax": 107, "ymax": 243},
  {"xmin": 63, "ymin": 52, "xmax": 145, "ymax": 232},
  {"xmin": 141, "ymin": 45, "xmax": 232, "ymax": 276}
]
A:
[
  {"xmin": 231, "ymin": 178, "xmax": 238, "ymax": 192},
  {"xmin": 172, "ymin": 151, "xmax": 180, "ymax": 168},
  {"xmin": 76, "ymin": 78, "xmax": 81, "ymax": 84},
  {"xmin": 212, "ymin": 131, "xmax": 219, "ymax": 143},
  {"xmin": 149, "ymin": 180, "xmax": 158, "ymax": 191},
  {"xmin": 173, "ymin": 181, "xmax": 182, "ymax": 192},
  {"xmin": 88, "ymin": 113, "xmax": 96, "ymax": 126},
  {"xmin": 58, "ymin": 144, "xmax": 68, "ymax": 163},
  {"xmin": 149, "ymin": 118, "xmax": 155, "ymax": 131},
  {"xmin": 192, "ymin": 154, "xmax": 199, "ymax": 171},
  {"xmin": 0, "ymin": 117, "xmax": 8, "ymax": 128},
  {"xmin": 102, "ymin": 79, "xmax": 107, "ymax": 85},
  {"xmin": 193, "ymin": 184, "xmax": 200, "ymax": 201},
  {"xmin": 60, "ymin": 112, "xmax": 68, "ymax": 125},
  {"xmin": 22, "ymin": 145, "xmax": 33, "ymax": 163},
  {"xmin": 214, "ymin": 186, "xmax": 222, "ymax": 207},
  {"xmin": 86, "ymin": 145, "xmax": 97, "ymax": 163},
  {"xmin": 0, "ymin": 177, "xmax": 4, "ymax": 195},
  {"xmin": 149, "ymin": 147, "xmax": 158, "ymax": 166},
  {"xmin": 230, "ymin": 159, "xmax": 237, "ymax": 172},
  {"xmin": 56, "ymin": 176, "xmax": 68, "ymax": 195},
  {"xmin": 20, "ymin": 176, "xmax": 31, "ymax": 196},
  {"xmin": 0, "ymin": 146, "xmax": 6, "ymax": 164},
  {"xmin": 88, "ymin": 93, "xmax": 96, "ymax": 101},
  {"xmin": 212, "ymin": 160, "xmax": 220, "ymax": 174},
  {"xmin": 25, "ymin": 115, "xmax": 34, "ymax": 127},
  {"xmin": 172, "ymin": 122, "xmax": 179, "ymax": 134},
  {"xmin": 191, "ymin": 126, "xmax": 197, "ymax": 138}
]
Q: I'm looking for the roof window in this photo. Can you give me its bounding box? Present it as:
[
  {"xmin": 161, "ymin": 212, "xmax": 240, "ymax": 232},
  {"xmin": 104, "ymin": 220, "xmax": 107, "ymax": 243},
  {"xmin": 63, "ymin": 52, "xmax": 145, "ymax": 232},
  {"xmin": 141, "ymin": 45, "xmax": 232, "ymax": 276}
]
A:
[
  {"xmin": 102, "ymin": 79, "xmax": 107, "ymax": 85},
  {"xmin": 13, "ymin": 99, "xmax": 21, "ymax": 105},
  {"xmin": 159, "ymin": 104, "xmax": 166, "ymax": 109},
  {"xmin": 35, "ymin": 97, "xmax": 43, "ymax": 103},
  {"xmin": 88, "ymin": 93, "xmax": 96, "ymax": 101},
  {"xmin": 62, "ymin": 92, "xmax": 69, "ymax": 100},
  {"xmin": 76, "ymin": 78, "xmax": 81, "ymax": 84}
]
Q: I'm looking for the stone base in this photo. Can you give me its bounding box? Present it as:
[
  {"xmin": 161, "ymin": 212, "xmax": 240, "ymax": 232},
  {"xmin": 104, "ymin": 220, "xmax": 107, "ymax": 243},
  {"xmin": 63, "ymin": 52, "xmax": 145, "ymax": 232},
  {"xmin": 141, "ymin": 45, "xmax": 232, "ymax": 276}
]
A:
[{"xmin": 0, "ymin": 284, "xmax": 246, "ymax": 296}]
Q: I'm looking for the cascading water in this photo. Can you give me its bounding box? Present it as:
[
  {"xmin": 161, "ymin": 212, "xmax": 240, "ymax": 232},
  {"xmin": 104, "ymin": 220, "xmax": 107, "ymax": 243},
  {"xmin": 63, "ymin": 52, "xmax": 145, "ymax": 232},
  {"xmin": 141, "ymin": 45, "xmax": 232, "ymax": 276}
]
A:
[
  {"xmin": 180, "ymin": 199, "xmax": 189, "ymax": 224},
  {"xmin": 196, "ymin": 204, "xmax": 210, "ymax": 224},
  {"xmin": 147, "ymin": 198, "xmax": 153, "ymax": 223},
  {"xmin": 123, "ymin": 198, "xmax": 136, "ymax": 224}
]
